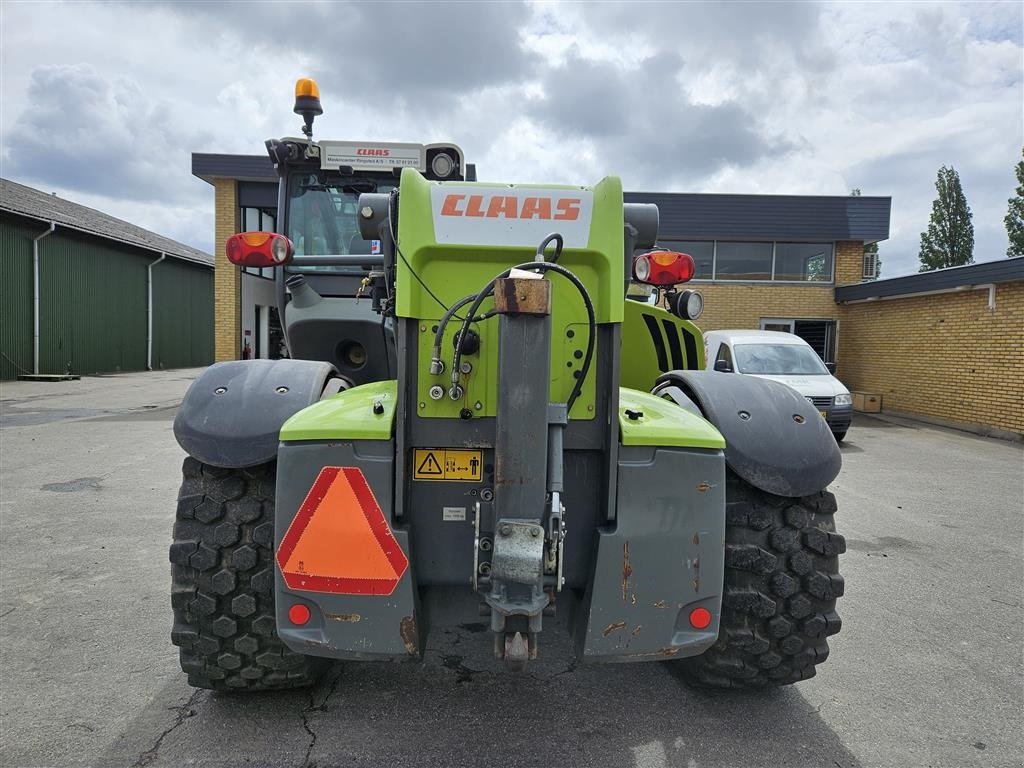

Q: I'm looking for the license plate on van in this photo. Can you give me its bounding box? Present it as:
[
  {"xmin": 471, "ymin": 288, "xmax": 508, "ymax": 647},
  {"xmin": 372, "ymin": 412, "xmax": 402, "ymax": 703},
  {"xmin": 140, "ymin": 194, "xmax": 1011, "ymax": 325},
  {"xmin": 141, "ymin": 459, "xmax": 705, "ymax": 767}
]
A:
[{"xmin": 819, "ymin": 411, "xmax": 828, "ymax": 420}]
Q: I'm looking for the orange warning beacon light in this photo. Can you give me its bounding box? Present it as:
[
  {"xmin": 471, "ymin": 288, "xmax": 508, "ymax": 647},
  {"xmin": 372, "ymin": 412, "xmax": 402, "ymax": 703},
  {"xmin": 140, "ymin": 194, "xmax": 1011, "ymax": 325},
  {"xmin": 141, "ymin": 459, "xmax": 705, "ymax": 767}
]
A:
[{"xmin": 276, "ymin": 467, "xmax": 408, "ymax": 596}]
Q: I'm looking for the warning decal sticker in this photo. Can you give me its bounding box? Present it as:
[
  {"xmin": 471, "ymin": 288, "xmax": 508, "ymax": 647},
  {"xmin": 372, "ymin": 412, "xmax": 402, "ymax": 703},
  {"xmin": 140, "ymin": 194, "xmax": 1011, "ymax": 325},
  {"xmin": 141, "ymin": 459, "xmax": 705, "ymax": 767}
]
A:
[{"xmin": 413, "ymin": 449, "xmax": 483, "ymax": 482}]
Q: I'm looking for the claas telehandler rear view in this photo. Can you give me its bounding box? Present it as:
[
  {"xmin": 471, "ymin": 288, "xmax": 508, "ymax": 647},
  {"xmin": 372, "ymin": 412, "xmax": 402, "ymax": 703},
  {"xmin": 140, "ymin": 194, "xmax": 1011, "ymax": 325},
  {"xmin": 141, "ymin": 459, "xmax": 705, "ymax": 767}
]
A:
[{"xmin": 170, "ymin": 78, "xmax": 845, "ymax": 691}]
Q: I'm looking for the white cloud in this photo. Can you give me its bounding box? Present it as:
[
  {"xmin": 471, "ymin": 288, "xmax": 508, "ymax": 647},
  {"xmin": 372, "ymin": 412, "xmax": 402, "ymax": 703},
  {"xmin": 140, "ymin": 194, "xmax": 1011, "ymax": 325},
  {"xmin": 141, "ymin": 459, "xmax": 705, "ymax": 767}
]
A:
[{"xmin": 1, "ymin": 0, "xmax": 1020, "ymax": 275}]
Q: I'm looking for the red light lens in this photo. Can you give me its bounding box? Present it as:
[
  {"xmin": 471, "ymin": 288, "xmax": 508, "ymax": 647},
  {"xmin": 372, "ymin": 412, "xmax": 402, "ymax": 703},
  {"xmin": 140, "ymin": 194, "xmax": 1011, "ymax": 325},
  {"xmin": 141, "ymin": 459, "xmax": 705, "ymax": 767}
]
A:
[
  {"xmin": 689, "ymin": 607, "xmax": 712, "ymax": 629},
  {"xmin": 288, "ymin": 603, "xmax": 311, "ymax": 625},
  {"xmin": 632, "ymin": 251, "xmax": 694, "ymax": 286},
  {"xmin": 225, "ymin": 231, "xmax": 294, "ymax": 268}
]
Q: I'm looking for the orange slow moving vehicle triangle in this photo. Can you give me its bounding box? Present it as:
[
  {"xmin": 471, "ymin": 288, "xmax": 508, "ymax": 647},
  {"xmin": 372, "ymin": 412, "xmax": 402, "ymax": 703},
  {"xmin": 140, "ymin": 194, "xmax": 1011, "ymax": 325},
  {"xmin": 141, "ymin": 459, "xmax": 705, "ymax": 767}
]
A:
[{"xmin": 276, "ymin": 467, "xmax": 408, "ymax": 595}]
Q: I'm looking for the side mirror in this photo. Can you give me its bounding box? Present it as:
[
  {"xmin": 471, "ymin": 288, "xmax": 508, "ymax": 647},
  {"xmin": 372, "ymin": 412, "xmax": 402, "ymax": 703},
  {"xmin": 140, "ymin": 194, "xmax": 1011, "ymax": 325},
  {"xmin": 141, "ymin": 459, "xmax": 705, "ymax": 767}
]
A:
[{"xmin": 713, "ymin": 360, "xmax": 732, "ymax": 373}]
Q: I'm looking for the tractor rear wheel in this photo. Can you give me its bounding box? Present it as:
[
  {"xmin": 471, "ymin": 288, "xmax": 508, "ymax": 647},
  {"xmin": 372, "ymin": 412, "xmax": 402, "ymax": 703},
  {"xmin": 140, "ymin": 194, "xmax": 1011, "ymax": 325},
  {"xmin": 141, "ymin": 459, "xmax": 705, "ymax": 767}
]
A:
[
  {"xmin": 680, "ymin": 470, "xmax": 845, "ymax": 688},
  {"xmin": 169, "ymin": 457, "xmax": 327, "ymax": 691}
]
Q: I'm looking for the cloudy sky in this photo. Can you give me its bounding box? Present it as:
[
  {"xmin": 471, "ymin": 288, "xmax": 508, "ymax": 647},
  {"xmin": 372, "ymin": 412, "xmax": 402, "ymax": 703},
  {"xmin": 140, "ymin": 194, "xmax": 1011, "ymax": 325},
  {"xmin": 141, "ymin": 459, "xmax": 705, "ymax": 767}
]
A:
[{"xmin": 2, "ymin": 0, "xmax": 1021, "ymax": 277}]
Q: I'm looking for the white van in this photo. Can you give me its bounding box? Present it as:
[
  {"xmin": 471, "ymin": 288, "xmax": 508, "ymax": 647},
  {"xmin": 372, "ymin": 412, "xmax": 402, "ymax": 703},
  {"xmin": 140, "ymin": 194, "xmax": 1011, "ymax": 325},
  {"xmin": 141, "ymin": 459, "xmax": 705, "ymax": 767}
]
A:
[{"xmin": 703, "ymin": 329, "xmax": 853, "ymax": 441}]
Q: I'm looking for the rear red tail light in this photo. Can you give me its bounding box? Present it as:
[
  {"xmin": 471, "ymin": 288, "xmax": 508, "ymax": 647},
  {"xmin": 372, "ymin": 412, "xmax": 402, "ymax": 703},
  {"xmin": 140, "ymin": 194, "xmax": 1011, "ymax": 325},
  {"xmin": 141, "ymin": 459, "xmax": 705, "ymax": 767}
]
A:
[
  {"xmin": 632, "ymin": 250, "xmax": 694, "ymax": 286},
  {"xmin": 225, "ymin": 232, "xmax": 294, "ymax": 268},
  {"xmin": 288, "ymin": 603, "xmax": 311, "ymax": 626},
  {"xmin": 689, "ymin": 606, "xmax": 712, "ymax": 629}
]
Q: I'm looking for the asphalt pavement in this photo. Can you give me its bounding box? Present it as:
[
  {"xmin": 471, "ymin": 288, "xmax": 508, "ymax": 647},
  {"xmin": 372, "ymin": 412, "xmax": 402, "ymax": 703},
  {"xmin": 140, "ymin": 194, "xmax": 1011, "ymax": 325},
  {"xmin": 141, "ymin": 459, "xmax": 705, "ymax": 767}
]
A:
[{"xmin": 1, "ymin": 369, "xmax": 1021, "ymax": 768}]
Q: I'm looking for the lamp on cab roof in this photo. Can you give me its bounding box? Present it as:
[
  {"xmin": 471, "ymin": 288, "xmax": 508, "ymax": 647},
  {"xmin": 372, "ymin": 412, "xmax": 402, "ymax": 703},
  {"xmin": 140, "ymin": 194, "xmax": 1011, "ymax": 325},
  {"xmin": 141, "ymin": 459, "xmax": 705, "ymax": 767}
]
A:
[{"xmin": 294, "ymin": 78, "xmax": 323, "ymax": 139}]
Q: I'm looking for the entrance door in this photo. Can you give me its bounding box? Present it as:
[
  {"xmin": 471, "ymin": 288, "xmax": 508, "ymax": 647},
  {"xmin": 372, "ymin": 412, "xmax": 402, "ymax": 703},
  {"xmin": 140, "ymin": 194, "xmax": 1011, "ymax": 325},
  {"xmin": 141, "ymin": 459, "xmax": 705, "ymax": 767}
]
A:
[
  {"xmin": 759, "ymin": 317, "xmax": 837, "ymax": 365},
  {"xmin": 793, "ymin": 320, "xmax": 836, "ymax": 365},
  {"xmin": 760, "ymin": 318, "xmax": 794, "ymax": 333}
]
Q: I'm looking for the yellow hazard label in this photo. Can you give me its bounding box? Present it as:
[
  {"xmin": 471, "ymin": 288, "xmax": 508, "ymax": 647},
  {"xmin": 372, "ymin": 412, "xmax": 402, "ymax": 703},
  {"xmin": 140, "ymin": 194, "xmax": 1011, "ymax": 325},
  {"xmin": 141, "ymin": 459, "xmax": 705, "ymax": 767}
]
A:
[{"xmin": 413, "ymin": 449, "xmax": 483, "ymax": 482}]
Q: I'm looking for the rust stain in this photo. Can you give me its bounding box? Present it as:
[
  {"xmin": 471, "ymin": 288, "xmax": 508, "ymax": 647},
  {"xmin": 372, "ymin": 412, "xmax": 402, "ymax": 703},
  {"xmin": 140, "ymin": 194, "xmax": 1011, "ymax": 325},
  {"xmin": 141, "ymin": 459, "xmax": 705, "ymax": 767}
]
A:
[
  {"xmin": 653, "ymin": 600, "xmax": 666, "ymax": 609},
  {"xmin": 631, "ymin": 593, "xmax": 637, "ymax": 606},
  {"xmin": 692, "ymin": 532, "xmax": 700, "ymax": 546},
  {"xmin": 631, "ymin": 625, "xmax": 642, "ymax": 636},
  {"xmin": 692, "ymin": 578, "xmax": 700, "ymax": 592},
  {"xmin": 625, "ymin": 647, "xmax": 680, "ymax": 659},
  {"xmin": 400, "ymin": 615, "xmax": 419, "ymax": 656},
  {"xmin": 696, "ymin": 482, "xmax": 711, "ymax": 493},
  {"xmin": 602, "ymin": 621, "xmax": 627, "ymax": 637},
  {"xmin": 621, "ymin": 541, "xmax": 632, "ymax": 602},
  {"xmin": 325, "ymin": 612, "xmax": 361, "ymax": 623}
]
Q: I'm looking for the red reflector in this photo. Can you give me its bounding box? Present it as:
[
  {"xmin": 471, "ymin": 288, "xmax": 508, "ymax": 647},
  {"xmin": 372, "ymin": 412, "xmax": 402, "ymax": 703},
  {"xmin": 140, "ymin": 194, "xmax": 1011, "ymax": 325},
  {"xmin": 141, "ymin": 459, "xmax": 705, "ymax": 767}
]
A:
[
  {"xmin": 225, "ymin": 231, "xmax": 294, "ymax": 268},
  {"xmin": 689, "ymin": 607, "xmax": 712, "ymax": 629},
  {"xmin": 288, "ymin": 603, "xmax": 311, "ymax": 625},
  {"xmin": 633, "ymin": 250, "xmax": 694, "ymax": 286}
]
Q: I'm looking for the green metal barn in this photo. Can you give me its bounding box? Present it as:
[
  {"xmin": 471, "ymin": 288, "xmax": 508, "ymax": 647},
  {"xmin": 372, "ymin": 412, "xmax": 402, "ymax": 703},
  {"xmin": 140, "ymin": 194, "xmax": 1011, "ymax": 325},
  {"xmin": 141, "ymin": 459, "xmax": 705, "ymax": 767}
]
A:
[{"xmin": 0, "ymin": 178, "xmax": 214, "ymax": 380}]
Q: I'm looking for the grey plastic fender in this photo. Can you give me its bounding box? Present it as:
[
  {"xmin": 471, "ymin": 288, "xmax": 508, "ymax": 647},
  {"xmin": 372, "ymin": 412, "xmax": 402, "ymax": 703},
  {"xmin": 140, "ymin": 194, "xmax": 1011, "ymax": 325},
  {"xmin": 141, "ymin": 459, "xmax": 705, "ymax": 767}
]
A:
[
  {"xmin": 174, "ymin": 359, "xmax": 337, "ymax": 468},
  {"xmin": 653, "ymin": 370, "xmax": 841, "ymax": 497}
]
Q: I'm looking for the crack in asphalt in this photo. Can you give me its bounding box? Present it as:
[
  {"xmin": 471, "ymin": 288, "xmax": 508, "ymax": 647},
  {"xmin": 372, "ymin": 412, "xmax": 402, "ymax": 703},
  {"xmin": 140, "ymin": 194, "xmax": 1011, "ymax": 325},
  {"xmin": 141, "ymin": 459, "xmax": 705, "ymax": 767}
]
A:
[
  {"xmin": 299, "ymin": 667, "xmax": 343, "ymax": 768},
  {"xmin": 132, "ymin": 688, "xmax": 203, "ymax": 767}
]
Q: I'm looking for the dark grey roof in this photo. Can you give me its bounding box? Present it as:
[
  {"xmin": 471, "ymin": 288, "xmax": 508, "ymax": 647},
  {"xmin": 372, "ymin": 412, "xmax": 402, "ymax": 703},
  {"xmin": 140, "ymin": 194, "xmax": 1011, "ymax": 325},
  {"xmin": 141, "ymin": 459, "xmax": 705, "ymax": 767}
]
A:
[
  {"xmin": 191, "ymin": 151, "xmax": 893, "ymax": 244},
  {"xmin": 624, "ymin": 191, "xmax": 891, "ymax": 243},
  {"xmin": 0, "ymin": 178, "xmax": 212, "ymax": 267},
  {"xmin": 193, "ymin": 153, "xmax": 277, "ymax": 184},
  {"xmin": 835, "ymin": 257, "xmax": 1024, "ymax": 302}
]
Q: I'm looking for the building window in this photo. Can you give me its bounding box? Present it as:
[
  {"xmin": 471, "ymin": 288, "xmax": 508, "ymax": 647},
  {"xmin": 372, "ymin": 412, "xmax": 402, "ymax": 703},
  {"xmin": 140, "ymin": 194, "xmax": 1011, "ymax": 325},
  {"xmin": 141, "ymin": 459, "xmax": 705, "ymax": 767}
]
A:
[
  {"xmin": 774, "ymin": 243, "xmax": 834, "ymax": 282},
  {"xmin": 240, "ymin": 207, "xmax": 277, "ymax": 279},
  {"xmin": 659, "ymin": 240, "xmax": 714, "ymax": 279},
  {"xmin": 715, "ymin": 242, "xmax": 773, "ymax": 281},
  {"xmin": 654, "ymin": 238, "xmax": 838, "ymax": 283}
]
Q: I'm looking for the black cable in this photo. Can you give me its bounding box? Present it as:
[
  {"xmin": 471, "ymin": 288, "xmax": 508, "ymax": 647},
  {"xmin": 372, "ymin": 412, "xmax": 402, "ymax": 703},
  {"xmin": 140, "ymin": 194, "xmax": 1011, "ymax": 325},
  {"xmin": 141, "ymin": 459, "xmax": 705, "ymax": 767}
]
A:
[
  {"xmin": 388, "ymin": 189, "xmax": 452, "ymax": 314},
  {"xmin": 434, "ymin": 294, "xmax": 478, "ymax": 352},
  {"xmin": 451, "ymin": 261, "xmax": 596, "ymax": 415},
  {"xmin": 535, "ymin": 233, "xmax": 564, "ymax": 263}
]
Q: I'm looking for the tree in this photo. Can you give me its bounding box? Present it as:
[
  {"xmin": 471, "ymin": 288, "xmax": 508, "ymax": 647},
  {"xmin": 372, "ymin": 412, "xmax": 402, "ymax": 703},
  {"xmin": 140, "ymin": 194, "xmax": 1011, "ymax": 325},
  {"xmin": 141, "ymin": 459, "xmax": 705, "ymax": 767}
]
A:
[
  {"xmin": 851, "ymin": 189, "xmax": 881, "ymax": 278},
  {"xmin": 918, "ymin": 166, "xmax": 974, "ymax": 271},
  {"xmin": 1005, "ymin": 147, "xmax": 1024, "ymax": 258}
]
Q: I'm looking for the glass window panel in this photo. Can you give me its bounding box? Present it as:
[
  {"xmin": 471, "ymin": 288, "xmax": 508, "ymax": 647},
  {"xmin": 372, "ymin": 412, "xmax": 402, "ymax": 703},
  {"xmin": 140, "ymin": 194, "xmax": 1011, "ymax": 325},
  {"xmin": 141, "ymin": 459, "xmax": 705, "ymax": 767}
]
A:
[
  {"xmin": 659, "ymin": 240, "xmax": 714, "ymax": 279},
  {"xmin": 242, "ymin": 207, "xmax": 261, "ymax": 232},
  {"xmin": 260, "ymin": 209, "xmax": 276, "ymax": 232},
  {"xmin": 715, "ymin": 242, "xmax": 772, "ymax": 280},
  {"xmin": 774, "ymin": 243, "xmax": 833, "ymax": 282}
]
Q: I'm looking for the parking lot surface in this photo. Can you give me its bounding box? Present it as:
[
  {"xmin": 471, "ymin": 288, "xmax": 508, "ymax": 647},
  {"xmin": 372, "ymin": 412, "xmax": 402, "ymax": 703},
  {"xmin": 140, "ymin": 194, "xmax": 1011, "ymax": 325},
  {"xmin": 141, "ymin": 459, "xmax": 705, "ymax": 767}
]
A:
[{"xmin": 1, "ymin": 369, "xmax": 1021, "ymax": 768}]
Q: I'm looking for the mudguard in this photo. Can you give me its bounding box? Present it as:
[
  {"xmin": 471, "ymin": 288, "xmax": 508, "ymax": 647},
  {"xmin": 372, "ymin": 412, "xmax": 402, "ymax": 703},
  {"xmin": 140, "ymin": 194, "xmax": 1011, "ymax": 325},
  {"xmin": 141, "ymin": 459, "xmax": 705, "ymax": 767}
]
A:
[
  {"xmin": 174, "ymin": 359, "xmax": 337, "ymax": 468},
  {"xmin": 653, "ymin": 370, "xmax": 841, "ymax": 497}
]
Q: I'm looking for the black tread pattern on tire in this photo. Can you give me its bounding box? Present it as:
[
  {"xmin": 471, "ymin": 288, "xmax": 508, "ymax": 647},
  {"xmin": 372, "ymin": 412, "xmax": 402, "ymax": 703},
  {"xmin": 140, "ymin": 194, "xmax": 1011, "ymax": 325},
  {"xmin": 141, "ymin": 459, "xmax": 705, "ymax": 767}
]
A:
[
  {"xmin": 680, "ymin": 470, "xmax": 845, "ymax": 688},
  {"xmin": 170, "ymin": 458, "xmax": 327, "ymax": 691}
]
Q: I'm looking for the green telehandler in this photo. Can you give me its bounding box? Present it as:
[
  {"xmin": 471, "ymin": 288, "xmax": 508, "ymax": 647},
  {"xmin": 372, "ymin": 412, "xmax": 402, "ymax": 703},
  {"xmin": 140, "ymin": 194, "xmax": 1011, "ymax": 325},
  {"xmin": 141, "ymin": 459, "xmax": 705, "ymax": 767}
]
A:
[{"xmin": 171, "ymin": 78, "xmax": 845, "ymax": 691}]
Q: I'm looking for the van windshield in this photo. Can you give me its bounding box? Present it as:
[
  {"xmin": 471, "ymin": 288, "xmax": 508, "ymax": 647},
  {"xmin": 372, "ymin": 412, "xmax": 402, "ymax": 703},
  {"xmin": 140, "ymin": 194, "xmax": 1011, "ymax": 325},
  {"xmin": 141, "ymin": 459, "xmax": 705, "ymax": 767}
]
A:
[{"xmin": 733, "ymin": 343, "xmax": 829, "ymax": 375}]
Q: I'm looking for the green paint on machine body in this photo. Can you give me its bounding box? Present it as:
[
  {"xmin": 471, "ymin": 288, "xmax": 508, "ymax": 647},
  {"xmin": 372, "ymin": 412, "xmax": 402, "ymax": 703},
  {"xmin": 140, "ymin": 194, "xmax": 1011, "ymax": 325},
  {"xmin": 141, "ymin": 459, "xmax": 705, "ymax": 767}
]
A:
[
  {"xmin": 619, "ymin": 300, "xmax": 705, "ymax": 391},
  {"xmin": 281, "ymin": 380, "xmax": 397, "ymax": 441},
  {"xmin": 396, "ymin": 171, "xmax": 625, "ymax": 419},
  {"xmin": 618, "ymin": 388, "xmax": 724, "ymax": 449}
]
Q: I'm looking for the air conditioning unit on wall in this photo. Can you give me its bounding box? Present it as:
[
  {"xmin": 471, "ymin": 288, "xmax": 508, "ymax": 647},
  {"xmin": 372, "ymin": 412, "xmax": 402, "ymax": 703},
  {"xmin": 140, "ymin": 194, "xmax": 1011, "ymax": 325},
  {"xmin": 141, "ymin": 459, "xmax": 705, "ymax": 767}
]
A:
[{"xmin": 862, "ymin": 252, "xmax": 878, "ymax": 280}]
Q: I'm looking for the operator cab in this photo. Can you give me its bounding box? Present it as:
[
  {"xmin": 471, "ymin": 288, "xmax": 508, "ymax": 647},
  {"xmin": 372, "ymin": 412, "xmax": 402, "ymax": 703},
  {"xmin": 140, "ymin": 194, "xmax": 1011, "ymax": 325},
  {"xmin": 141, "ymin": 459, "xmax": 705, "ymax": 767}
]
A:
[{"xmin": 229, "ymin": 78, "xmax": 471, "ymax": 384}]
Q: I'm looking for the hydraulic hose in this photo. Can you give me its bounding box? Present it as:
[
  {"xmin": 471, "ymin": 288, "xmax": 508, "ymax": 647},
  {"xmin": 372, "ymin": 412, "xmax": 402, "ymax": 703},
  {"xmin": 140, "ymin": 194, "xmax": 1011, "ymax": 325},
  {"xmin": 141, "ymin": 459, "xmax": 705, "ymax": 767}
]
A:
[{"xmin": 450, "ymin": 261, "xmax": 596, "ymax": 415}]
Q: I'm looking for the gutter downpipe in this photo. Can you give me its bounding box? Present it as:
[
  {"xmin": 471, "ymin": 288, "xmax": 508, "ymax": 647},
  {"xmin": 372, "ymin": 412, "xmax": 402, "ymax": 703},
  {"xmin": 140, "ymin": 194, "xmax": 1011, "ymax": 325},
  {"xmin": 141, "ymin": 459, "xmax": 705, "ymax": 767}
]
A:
[
  {"xmin": 147, "ymin": 252, "xmax": 166, "ymax": 370},
  {"xmin": 32, "ymin": 222, "xmax": 56, "ymax": 375}
]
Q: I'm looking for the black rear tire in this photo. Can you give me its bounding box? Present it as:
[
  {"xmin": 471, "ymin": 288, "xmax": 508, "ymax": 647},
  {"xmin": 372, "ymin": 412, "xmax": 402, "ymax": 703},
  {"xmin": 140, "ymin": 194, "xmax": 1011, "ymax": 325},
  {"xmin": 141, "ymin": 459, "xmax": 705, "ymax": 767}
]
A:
[
  {"xmin": 832, "ymin": 430, "xmax": 847, "ymax": 442},
  {"xmin": 170, "ymin": 457, "xmax": 327, "ymax": 691},
  {"xmin": 680, "ymin": 470, "xmax": 845, "ymax": 688}
]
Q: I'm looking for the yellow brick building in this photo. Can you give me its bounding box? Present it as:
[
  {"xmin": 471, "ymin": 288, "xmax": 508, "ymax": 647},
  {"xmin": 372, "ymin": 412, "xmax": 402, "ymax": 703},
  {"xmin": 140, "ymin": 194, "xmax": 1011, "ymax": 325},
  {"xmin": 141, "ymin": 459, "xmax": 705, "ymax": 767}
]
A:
[{"xmin": 835, "ymin": 261, "xmax": 1024, "ymax": 437}]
